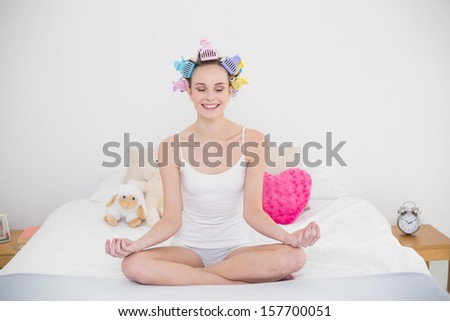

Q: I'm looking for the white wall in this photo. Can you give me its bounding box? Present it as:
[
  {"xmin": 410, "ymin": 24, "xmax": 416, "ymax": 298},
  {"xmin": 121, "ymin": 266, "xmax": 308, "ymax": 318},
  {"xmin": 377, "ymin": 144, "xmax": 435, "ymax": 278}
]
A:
[{"xmin": 1, "ymin": 0, "xmax": 449, "ymax": 286}]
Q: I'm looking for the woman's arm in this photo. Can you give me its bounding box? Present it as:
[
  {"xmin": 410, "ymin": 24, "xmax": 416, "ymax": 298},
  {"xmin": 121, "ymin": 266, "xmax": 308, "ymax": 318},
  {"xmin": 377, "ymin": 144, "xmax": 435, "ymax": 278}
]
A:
[
  {"xmin": 242, "ymin": 129, "xmax": 320, "ymax": 247},
  {"xmin": 105, "ymin": 136, "xmax": 184, "ymax": 258}
]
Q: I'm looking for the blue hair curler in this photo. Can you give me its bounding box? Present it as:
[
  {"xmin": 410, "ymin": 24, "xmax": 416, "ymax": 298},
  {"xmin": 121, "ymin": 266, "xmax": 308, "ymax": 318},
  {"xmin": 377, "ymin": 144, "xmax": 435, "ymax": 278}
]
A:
[{"xmin": 174, "ymin": 56, "xmax": 195, "ymax": 79}]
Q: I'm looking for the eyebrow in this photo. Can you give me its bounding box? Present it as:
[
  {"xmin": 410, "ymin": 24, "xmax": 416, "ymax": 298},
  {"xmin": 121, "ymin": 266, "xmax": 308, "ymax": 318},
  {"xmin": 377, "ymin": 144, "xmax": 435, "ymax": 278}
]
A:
[{"xmin": 193, "ymin": 82, "xmax": 226, "ymax": 86}]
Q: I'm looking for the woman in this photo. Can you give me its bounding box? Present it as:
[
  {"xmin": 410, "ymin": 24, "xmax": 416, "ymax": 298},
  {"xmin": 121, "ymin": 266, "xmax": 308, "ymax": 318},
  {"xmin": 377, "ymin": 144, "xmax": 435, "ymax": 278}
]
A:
[{"xmin": 105, "ymin": 41, "xmax": 320, "ymax": 285}]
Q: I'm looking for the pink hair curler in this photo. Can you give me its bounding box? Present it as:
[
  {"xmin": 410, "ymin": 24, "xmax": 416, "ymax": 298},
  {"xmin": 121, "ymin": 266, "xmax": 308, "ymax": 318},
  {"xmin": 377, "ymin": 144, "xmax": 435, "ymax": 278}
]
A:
[
  {"xmin": 221, "ymin": 55, "xmax": 241, "ymax": 75},
  {"xmin": 174, "ymin": 56, "xmax": 195, "ymax": 78},
  {"xmin": 172, "ymin": 78, "xmax": 189, "ymax": 92},
  {"xmin": 198, "ymin": 39, "xmax": 218, "ymax": 61}
]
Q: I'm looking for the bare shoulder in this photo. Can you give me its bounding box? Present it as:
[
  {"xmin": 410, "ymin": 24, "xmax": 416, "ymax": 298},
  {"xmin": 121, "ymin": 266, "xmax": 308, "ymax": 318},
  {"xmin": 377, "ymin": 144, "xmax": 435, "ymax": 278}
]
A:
[
  {"xmin": 243, "ymin": 128, "xmax": 266, "ymax": 166},
  {"xmin": 158, "ymin": 134, "xmax": 180, "ymax": 168},
  {"xmin": 158, "ymin": 135, "xmax": 177, "ymax": 154},
  {"xmin": 160, "ymin": 134, "xmax": 175, "ymax": 145},
  {"xmin": 244, "ymin": 127, "xmax": 265, "ymax": 144}
]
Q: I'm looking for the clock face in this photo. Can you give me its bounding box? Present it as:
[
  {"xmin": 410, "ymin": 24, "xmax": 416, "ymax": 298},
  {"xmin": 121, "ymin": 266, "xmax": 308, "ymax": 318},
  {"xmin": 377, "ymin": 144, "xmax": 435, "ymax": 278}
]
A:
[{"xmin": 398, "ymin": 212, "xmax": 420, "ymax": 234}]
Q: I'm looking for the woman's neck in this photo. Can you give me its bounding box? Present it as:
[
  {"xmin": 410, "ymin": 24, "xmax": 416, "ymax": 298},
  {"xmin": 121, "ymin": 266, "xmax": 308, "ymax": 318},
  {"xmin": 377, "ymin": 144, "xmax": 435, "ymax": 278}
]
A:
[{"xmin": 192, "ymin": 118, "xmax": 234, "ymax": 141}]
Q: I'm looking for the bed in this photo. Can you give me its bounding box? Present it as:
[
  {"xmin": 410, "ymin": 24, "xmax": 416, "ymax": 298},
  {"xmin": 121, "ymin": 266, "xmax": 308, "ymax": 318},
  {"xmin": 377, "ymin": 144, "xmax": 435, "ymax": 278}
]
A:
[{"xmin": 1, "ymin": 150, "xmax": 449, "ymax": 301}]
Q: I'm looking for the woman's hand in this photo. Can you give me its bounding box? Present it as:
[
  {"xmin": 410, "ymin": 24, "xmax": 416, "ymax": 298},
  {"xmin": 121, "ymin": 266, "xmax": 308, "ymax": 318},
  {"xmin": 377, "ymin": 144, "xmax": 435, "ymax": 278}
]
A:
[
  {"xmin": 105, "ymin": 238, "xmax": 142, "ymax": 258},
  {"xmin": 283, "ymin": 222, "xmax": 321, "ymax": 248}
]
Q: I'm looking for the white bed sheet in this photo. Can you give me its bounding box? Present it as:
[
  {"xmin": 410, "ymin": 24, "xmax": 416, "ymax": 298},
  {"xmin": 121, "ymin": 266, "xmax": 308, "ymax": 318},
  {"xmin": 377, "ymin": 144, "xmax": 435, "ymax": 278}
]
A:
[{"xmin": 0, "ymin": 196, "xmax": 429, "ymax": 279}]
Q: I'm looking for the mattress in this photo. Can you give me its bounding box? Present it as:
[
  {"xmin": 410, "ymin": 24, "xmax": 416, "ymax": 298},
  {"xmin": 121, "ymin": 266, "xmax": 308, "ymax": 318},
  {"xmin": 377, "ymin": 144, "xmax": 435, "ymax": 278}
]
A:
[
  {"xmin": 1, "ymin": 272, "xmax": 447, "ymax": 301},
  {"xmin": 1, "ymin": 196, "xmax": 448, "ymax": 300}
]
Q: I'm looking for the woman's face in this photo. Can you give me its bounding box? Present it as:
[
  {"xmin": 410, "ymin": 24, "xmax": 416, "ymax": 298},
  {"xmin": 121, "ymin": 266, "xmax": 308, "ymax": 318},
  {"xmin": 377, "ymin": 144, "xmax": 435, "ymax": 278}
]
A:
[{"xmin": 186, "ymin": 64, "xmax": 233, "ymax": 117}]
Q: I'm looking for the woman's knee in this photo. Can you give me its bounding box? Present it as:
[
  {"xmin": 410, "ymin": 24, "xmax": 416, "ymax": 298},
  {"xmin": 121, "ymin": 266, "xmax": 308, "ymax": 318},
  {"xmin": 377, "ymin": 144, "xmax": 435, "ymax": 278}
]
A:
[
  {"xmin": 121, "ymin": 254, "xmax": 140, "ymax": 281},
  {"xmin": 121, "ymin": 253, "xmax": 155, "ymax": 283},
  {"xmin": 276, "ymin": 246, "xmax": 306, "ymax": 274}
]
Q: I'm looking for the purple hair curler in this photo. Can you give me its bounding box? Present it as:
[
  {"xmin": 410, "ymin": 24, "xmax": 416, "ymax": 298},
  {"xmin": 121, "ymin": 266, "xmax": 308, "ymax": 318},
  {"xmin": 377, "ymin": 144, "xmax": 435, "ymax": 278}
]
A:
[{"xmin": 221, "ymin": 55, "xmax": 241, "ymax": 75}]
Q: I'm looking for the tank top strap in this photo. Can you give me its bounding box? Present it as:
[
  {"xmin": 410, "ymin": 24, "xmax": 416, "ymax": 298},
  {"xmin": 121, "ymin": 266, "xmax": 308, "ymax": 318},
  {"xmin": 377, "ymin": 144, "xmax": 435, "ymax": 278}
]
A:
[{"xmin": 241, "ymin": 126, "xmax": 246, "ymax": 145}]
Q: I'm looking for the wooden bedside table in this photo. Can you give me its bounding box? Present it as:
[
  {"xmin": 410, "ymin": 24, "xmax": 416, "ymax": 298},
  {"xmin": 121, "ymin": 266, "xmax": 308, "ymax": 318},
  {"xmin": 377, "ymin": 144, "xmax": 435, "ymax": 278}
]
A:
[
  {"xmin": 392, "ymin": 224, "xmax": 450, "ymax": 292},
  {"xmin": 0, "ymin": 229, "xmax": 23, "ymax": 269}
]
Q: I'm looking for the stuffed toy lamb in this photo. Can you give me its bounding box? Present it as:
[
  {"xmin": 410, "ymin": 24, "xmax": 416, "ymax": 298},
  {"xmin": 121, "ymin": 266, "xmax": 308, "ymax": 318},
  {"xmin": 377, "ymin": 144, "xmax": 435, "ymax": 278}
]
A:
[
  {"xmin": 104, "ymin": 184, "xmax": 147, "ymax": 227},
  {"xmin": 128, "ymin": 166, "xmax": 164, "ymax": 228}
]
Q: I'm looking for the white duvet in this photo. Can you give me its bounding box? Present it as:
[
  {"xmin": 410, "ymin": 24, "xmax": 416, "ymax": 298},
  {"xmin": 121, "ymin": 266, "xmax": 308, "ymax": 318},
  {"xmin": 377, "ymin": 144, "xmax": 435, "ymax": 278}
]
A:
[{"xmin": 1, "ymin": 196, "xmax": 429, "ymax": 279}]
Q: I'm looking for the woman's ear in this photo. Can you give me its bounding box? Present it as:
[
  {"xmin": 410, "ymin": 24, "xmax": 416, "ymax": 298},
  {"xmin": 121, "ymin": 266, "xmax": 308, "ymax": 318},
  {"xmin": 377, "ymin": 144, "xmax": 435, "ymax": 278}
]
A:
[
  {"xmin": 229, "ymin": 86, "xmax": 234, "ymax": 97},
  {"xmin": 106, "ymin": 195, "xmax": 117, "ymax": 207},
  {"xmin": 185, "ymin": 87, "xmax": 192, "ymax": 97}
]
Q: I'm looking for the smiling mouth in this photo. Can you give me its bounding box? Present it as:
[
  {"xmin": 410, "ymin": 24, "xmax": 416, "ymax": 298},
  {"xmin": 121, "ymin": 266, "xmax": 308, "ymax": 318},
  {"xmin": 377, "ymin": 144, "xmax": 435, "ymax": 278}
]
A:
[{"xmin": 201, "ymin": 104, "xmax": 219, "ymax": 110}]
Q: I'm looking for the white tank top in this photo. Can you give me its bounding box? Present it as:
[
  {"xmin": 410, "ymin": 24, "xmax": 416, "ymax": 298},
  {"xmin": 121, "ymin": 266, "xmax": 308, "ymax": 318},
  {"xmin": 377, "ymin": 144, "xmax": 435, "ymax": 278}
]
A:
[{"xmin": 172, "ymin": 126, "xmax": 250, "ymax": 249}]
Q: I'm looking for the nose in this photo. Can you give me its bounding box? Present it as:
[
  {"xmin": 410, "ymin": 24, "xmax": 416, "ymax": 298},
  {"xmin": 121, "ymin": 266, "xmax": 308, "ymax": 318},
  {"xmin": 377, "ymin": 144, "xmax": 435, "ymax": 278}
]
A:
[{"xmin": 205, "ymin": 91, "xmax": 215, "ymax": 100}]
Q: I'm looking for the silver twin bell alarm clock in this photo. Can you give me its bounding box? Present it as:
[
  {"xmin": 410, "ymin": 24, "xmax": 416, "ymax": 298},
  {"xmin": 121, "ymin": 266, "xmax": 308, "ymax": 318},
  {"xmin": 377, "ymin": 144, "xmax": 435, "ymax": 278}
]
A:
[{"xmin": 397, "ymin": 201, "xmax": 421, "ymax": 235}]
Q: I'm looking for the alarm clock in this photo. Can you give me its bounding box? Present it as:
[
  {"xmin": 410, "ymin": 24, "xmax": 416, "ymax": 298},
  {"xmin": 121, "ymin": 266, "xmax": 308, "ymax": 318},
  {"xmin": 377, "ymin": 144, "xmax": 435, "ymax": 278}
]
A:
[{"xmin": 397, "ymin": 201, "xmax": 421, "ymax": 235}]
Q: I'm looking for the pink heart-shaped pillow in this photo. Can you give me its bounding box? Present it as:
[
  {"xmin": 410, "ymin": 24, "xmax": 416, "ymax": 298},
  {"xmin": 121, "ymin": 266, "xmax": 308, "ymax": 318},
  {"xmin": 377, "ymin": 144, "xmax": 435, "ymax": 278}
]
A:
[{"xmin": 263, "ymin": 168, "xmax": 312, "ymax": 224}]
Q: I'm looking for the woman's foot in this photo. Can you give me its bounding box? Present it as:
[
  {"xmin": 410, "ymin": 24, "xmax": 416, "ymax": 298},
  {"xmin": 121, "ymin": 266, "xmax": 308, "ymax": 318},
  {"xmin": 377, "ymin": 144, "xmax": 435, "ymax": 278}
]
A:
[{"xmin": 279, "ymin": 274, "xmax": 295, "ymax": 281}]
